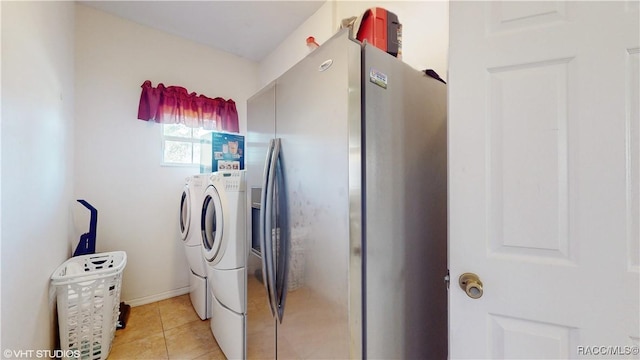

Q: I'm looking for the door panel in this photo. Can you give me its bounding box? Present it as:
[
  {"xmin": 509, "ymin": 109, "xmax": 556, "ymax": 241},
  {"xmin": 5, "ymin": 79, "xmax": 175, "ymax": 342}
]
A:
[
  {"xmin": 487, "ymin": 59, "xmax": 572, "ymax": 263},
  {"xmin": 449, "ymin": 1, "xmax": 639, "ymax": 358}
]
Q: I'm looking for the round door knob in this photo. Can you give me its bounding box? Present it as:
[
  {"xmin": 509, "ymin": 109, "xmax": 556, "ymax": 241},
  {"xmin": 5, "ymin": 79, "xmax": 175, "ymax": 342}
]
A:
[{"xmin": 459, "ymin": 273, "xmax": 483, "ymax": 299}]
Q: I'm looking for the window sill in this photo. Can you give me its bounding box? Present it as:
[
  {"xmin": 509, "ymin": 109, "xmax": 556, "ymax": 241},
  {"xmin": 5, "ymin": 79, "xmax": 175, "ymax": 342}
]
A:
[{"xmin": 161, "ymin": 162, "xmax": 200, "ymax": 168}]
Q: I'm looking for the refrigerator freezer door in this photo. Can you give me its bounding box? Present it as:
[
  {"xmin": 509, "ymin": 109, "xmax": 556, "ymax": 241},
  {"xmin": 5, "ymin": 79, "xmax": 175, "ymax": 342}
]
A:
[
  {"xmin": 362, "ymin": 43, "xmax": 448, "ymax": 359},
  {"xmin": 273, "ymin": 30, "xmax": 361, "ymax": 359},
  {"xmin": 246, "ymin": 83, "xmax": 276, "ymax": 360}
]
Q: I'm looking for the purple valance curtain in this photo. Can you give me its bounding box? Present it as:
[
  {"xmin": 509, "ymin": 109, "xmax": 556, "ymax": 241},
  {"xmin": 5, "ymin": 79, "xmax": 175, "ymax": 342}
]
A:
[{"xmin": 137, "ymin": 80, "xmax": 239, "ymax": 133}]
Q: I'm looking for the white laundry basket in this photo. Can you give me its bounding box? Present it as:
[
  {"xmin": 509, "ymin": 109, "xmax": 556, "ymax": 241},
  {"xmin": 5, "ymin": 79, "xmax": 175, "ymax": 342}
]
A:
[{"xmin": 51, "ymin": 251, "xmax": 127, "ymax": 360}]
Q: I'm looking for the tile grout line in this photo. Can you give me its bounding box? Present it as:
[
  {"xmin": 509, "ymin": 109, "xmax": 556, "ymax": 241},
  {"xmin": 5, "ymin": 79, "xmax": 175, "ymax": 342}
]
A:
[{"xmin": 159, "ymin": 303, "xmax": 171, "ymax": 360}]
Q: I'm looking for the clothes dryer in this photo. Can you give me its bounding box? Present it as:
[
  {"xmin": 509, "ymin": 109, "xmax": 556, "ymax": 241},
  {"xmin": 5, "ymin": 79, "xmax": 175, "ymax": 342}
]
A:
[
  {"xmin": 200, "ymin": 170, "xmax": 246, "ymax": 360},
  {"xmin": 180, "ymin": 174, "xmax": 211, "ymax": 320}
]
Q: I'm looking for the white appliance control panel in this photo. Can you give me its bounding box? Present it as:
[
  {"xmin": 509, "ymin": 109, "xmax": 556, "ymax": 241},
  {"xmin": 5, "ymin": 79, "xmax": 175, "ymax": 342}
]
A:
[{"xmin": 211, "ymin": 170, "xmax": 245, "ymax": 192}]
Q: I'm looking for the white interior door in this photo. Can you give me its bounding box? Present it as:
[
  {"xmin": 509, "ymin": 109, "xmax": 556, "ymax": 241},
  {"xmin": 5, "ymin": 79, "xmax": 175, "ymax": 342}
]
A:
[{"xmin": 449, "ymin": 1, "xmax": 639, "ymax": 358}]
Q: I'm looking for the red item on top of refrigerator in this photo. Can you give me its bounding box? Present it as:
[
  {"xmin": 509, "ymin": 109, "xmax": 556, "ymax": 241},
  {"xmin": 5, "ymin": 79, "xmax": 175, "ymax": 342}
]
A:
[{"xmin": 356, "ymin": 7, "xmax": 402, "ymax": 58}]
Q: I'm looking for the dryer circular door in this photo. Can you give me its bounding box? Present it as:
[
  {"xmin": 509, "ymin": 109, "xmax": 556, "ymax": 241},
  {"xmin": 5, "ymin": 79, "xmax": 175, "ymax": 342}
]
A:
[
  {"xmin": 201, "ymin": 184, "xmax": 227, "ymax": 264},
  {"xmin": 180, "ymin": 183, "xmax": 191, "ymax": 241}
]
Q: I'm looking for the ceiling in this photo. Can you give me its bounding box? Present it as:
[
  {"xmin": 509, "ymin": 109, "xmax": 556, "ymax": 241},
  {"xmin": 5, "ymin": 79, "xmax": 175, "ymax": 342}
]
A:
[{"xmin": 81, "ymin": 1, "xmax": 326, "ymax": 62}]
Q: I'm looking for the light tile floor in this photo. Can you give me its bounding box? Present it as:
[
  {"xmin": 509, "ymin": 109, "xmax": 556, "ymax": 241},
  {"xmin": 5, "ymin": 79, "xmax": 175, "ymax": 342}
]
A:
[{"xmin": 108, "ymin": 295, "xmax": 226, "ymax": 360}]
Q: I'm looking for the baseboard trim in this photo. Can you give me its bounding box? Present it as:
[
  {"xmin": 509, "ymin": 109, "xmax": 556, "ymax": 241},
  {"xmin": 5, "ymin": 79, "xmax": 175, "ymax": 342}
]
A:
[{"xmin": 123, "ymin": 286, "xmax": 190, "ymax": 307}]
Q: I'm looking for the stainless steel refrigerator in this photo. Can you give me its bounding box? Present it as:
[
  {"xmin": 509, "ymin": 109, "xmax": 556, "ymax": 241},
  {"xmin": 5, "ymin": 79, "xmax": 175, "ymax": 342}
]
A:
[{"xmin": 245, "ymin": 28, "xmax": 447, "ymax": 359}]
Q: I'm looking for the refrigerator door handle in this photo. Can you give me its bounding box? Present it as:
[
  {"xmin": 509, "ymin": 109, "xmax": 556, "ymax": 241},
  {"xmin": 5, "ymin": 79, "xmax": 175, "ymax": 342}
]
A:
[
  {"xmin": 260, "ymin": 139, "xmax": 276, "ymax": 317},
  {"xmin": 264, "ymin": 138, "xmax": 280, "ymax": 320},
  {"xmin": 273, "ymin": 139, "xmax": 289, "ymax": 323}
]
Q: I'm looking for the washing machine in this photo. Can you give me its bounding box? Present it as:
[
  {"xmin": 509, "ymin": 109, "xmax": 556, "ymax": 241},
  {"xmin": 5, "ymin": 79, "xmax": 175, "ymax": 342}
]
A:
[
  {"xmin": 180, "ymin": 174, "xmax": 211, "ymax": 320},
  {"xmin": 200, "ymin": 170, "xmax": 246, "ymax": 360}
]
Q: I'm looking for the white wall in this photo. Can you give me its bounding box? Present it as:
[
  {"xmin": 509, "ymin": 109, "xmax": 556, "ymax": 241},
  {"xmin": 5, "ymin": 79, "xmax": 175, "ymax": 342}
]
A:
[
  {"xmin": 259, "ymin": 0, "xmax": 449, "ymax": 87},
  {"xmin": 74, "ymin": 5, "xmax": 259, "ymax": 305},
  {"xmin": 1, "ymin": 0, "xmax": 75, "ymax": 351},
  {"xmin": 259, "ymin": 1, "xmax": 337, "ymax": 86}
]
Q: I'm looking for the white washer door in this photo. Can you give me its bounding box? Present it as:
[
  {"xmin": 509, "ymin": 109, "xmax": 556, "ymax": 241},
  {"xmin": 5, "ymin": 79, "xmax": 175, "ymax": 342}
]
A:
[
  {"xmin": 180, "ymin": 184, "xmax": 191, "ymax": 241},
  {"xmin": 201, "ymin": 184, "xmax": 226, "ymax": 264}
]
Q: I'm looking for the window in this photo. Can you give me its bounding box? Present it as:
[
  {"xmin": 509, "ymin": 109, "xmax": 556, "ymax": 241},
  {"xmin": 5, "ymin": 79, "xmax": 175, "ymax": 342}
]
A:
[{"xmin": 162, "ymin": 124, "xmax": 210, "ymax": 165}]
